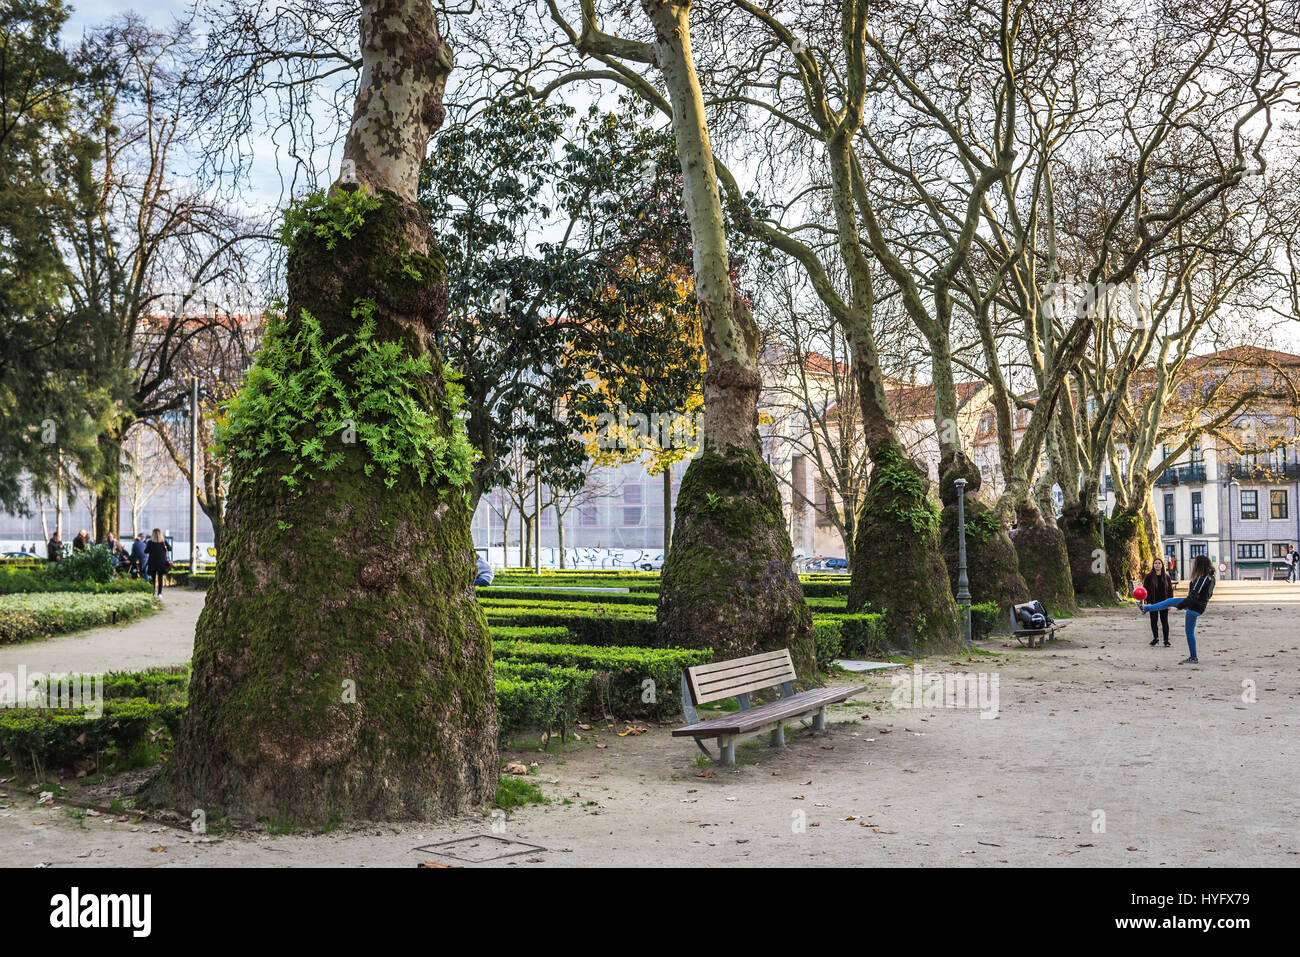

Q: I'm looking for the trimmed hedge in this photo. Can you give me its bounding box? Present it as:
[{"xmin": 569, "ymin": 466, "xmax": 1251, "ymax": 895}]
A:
[
  {"xmin": 812, "ymin": 612, "xmax": 888, "ymax": 660},
  {"xmin": 0, "ymin": 593, "xmax": 159, "ymax": 644},
  {"xmin": 481, "ymin": 599, "xmax": 659, "ymax": 647},
  {"xmin": 494, "ymin": 660, "xmax": 592, "ymax": 742},
  {"xmin": 494, "ymin": 639, "xmax": 711, "ymax": 720},
  {"xmin": 477, "ymin": 586, "xmax": 658, "ymax": 606},
  {"xmin": 970, "ymin": 601, "xmax": 1003, "ymax": 639},
  {"xmin": 0, "ymin": 566, "xmax": 153, "ymax": 595},
  {"xmin": 0, "ymin": 697, "xmax": 184, "ymax": 782}
]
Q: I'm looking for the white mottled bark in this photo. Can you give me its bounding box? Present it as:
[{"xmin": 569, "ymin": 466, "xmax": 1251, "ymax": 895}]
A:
[{"xmin": 339, "ymin": 0, "xmax": 453, "ymax": 200}]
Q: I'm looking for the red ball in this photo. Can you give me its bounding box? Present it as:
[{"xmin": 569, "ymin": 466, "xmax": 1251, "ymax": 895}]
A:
[{"xmin": 1132, "ymin": 586, "xmax": 1147, "ymax": 601}]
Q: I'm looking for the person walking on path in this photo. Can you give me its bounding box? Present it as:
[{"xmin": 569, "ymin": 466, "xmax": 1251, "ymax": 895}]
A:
[
  {"xmin": 1287, "ymin": 546, "xmax": 1298, "ymax": 583},
  {"xmin": 144, "ymin": 528, "xmax": 171, "ymax": 597},
  {"xmin": 1167, "ymin": 554, "xmax": 1177, "ymax": 581},
  {"xmin": 129, "ymin": 533, "xmax": 148, "ymax": 578},
  {"xmin": 1141, "ymin": 554, "xmax": 1216, "ymax": 665},
  {"xmin": 1143, "ymin": 558, "xmax": 1174, "ymax": 647}
]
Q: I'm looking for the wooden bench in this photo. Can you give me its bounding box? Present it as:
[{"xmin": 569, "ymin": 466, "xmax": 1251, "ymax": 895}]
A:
[
  {"xmin": 672, "ymin": 649, "xmax": 867, "ymax": 765},
  {"xmin": 1009, "ymin": 601, "xmax": 1062, "ymax": 648}
]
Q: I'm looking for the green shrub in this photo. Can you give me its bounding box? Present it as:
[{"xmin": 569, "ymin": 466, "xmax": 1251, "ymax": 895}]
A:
[
  {"xmin": 477, "ymin": 586, "xmax": 658, "ymax": 606},
  {"xmin": 47, "ymin": 544, "xmax": 115, "ymax": 583},
  {"xmin": 494, "ymin": 661, "xmax": 592, "ymax": 742},
  {"xmin": 493, "ymin": 640, "xmax": 711, "ymax": 720},
  {"xmin": 970, "ymin": 601, "xmax": 1003, "ymax": 639},
  {"xmin": 481, "ymin": 599, "xmax": 659, "ymax": 647},
  {"xmin": 0, "ymin": 698, "xmax": 184, "ymax": 783},
  {"xmin": 812, "ymin": 618, "xmax": 844, "ymax": 668},
  {"xmin": 0, "ymin": 593, "xmax": 159, "ymax": 644},
  {"xmin": 488, "ymin": 625, "xmax": 574, "ymax": 643},
  {"xmin": 0, "ymin": 564, "xmax": 152, "ymax": 595},
  {"xmin": 813, "ymin": 612, "xmax": 886, "ymax": 658}
]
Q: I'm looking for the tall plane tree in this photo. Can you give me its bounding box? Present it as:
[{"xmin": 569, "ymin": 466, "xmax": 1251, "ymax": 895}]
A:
[{"xmin": 157, "ymin": 0, "xmax": 496, "ymax": 823}]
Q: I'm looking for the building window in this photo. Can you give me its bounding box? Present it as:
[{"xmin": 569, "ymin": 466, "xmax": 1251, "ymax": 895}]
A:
[
  {"xmin": 1273, "ymin": 543, "xmax": 1290, "ymax": 559},
  {"xmin": 581, "ymin": 506, "xmax": 598, "ymax": 527},
  {"xmin": 1271, "ymin": 490, "xmax": 1288, "ymax": 520},
  {"xmin": 1237, "ymin": 543, "xmax": 1265, "ymax": 560},
  {"xmin": 1190, "ymin": 440, "xmax": 1203, "ymax": 464},
  {"xmin": 1163, "ymin": 493, "xmax": 1175, "ymax": 536},
  {"xmin": 1191, "ymin": 492, "xmax": 1203, "ymax": 535},
  {"xmin": 621, "ymin": 484, "xmax": 643, "ymax": 527},
  {"xmin": 1240, "ymin": 489, "xmax": 1258, "ymax": 521},
  {"xmin": 1190, "ymin": 543, "xmax": 1208, "ymax": 558}
]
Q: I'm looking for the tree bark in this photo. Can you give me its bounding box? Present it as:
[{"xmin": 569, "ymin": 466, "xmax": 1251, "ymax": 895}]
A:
[
  {"xmin": 93, "ymin": 431, "xmax": 122, "ymax": 541},
  {"xmin": 152, "ymin": 0, "xmax": 495, "ymax": 824},
  {"xmin": 645, "ymin": 0, "xmax": 813, "ymax": 675}
]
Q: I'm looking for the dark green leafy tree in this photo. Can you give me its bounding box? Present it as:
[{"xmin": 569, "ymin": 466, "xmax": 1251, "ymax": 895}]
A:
[{"xmin": 422, "ymin": 96, "xmax": 704, "ymax": 510}]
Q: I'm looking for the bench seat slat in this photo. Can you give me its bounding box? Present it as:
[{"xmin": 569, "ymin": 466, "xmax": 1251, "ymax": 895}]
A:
[{"xmin": 673, "ymin": 686, "xmax": 867, "ymax": 737}]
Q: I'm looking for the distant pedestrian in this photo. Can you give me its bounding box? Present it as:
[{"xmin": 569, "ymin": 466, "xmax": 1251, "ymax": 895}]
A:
[
  {"xmin": 1167, "ymin": 554, "xmax": 1177, "ymax": 581},
  {"xmin": 1143, "ymin": 558, "xmax": 1173, "ymax": 647},
  {"xmin": 1141, "ymin": 554, "xmax": 1216, "ymax": 665},
  {"xmin": 144, "ymin": 529, "xmax": 171, "ymax": 597},
  {"xmin": 46, "ymin": 531, "xmax": 63, "ymax": 562},
  {"xmin": 129, "ymin": 533, "xmax": 148, "ymax": 578},
  {"xmin": 1287, "ymin": 546, "xmax": 1298, "ymax": 583}
]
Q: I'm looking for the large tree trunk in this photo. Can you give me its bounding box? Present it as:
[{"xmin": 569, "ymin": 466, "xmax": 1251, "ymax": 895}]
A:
[
  {"xmin": 1059, "ymin": 500, "xmax": 1117, "ymax": 605},
  {"xmin": 152, "ymin": 0, "xmax": 496, "ymax": 825},
  {"xmin": 845, "ymin": 335, "xmax": 962, "ymax": 653},
  {"xmin": 647, "ymin": 0, "xmax": 813, "ymax": 675},
  {"xmin": 93, "ymin": 431, "xmax": 122, "ymax": 540},
  {"xmin": 1012, "ymin": 501, "xmax": 1077, "ymax": 616},
  {"xmin": 1106, "ymin": 506, "xmax": 1148, "ymax": 594},
  {"xmin": 938, "ymin": 453, "xmax": 1029, "ymax": 614}
]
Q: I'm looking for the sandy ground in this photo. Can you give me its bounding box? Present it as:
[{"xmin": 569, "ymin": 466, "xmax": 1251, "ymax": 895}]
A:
[
  {"xmin": 0, "ymin": 587, "xmax": 201, "ymax": 676},
  {"xmin": 1, "ymin": 581, "xmax": 1297, "ymax": 867}
]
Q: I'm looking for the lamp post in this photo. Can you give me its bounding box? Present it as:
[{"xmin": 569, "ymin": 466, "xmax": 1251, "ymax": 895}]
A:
[
  {"xmin": 954, "ymin": 477, "xmax": 971, "ymax": 645},
  {"xmin": 1227, "ymin": 478, "xmax": 1239, "ymax": 580},
  {"xmin": 189, "ymin": 376, "xmax": 199, "ymax": 575}
]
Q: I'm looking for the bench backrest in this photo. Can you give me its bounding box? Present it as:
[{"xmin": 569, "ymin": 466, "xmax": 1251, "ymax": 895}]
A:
[{"xmin": 684, "ymin": 649, "xmax": 797, "ymax": 706}]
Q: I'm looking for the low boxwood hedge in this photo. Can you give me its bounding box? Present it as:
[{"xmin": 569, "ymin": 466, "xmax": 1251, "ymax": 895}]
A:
[
  {"xmin": 0, "ymin": 697, "xmax": 184, "ymax": 782},
  {"xmin": 494, "ymin": 660, "xmax": 592, "ymax": 742},
  {"xmin": 494, "ymin": 639, "xmax": 711, "ymax": 720},
  {"xmin": 481, "ymin": 599, "xmax": 659, "ymax": 647},
  {"xmin": 0, "ymin": 593, "xmax": 160, "ymax": 645},
  {"xmin": 811, "ymin": 612, "xmax": 887, "ymax": 659},
  {"xmin": 477, "ymin": 586, "xmax": 658, "ymax": 606}
]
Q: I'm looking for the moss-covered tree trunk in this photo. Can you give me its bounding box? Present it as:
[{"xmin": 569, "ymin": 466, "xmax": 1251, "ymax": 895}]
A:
[
  {"xmin": 1059, "ymin": 502, "xmax": 1117, "ymax": 605},
  {"xmin": 645, "ymin": 0, "xmax": 813, "ymax": 675},
  {"xmin": 1106, "ymin": 507, "xmax": 1147, "ymax": 593},
  {"xmin": 153, "ymin": 0, "xmax": 496, "ymax": 825},
  {"xmin": 938, "ymin": 455, "xmax": 1029, "ymax": 614},
  {"xmin": 1012, "ymin": 502, "xmax": 1077, "ymax": 615},
  {"xmin": 93, "ymin": 430, "xmax": 122, "ymax": 540}
]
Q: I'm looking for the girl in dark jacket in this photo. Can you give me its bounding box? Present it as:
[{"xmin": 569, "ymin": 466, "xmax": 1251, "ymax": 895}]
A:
[
  {"xmin": 144, "ymin": 529, "xmax": 171, "ymax": 597},
  {"xmin": 1142, "ymin": 558, "xmax": 1173, "ymax": 647},
  {"xmin": 1141, "ymin": 554, "xmax": 1216, "ymax": 664}
]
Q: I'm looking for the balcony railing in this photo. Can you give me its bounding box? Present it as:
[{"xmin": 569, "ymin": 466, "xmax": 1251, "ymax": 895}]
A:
[
  {"xmin": 1226, "ymin": 462, "xmax": 1300, "ymax": 483},
  {"xmin": 1154, "ymin": 464, "xmax": 1207, "ymax": 486}
]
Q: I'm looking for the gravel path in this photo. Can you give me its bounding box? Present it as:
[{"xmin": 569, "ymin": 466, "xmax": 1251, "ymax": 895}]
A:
[{"xmin": 0, "ymin": 587, "xmax": 201, "ymax": 677}]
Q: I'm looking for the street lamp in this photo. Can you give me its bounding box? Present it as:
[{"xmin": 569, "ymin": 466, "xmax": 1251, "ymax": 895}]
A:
[
  {"xmin": 954, "ymin": 478, "xmax": 971, "ymax": 645},
  {"xmin": 1227, "ymin": 478, "xmax": 1239, "ymax": 581}
]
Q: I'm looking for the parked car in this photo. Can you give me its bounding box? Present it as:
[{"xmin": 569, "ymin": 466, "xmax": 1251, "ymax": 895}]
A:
[{"xmin": 823, "ymin": 557, "xmax": 848, "ymax": 571}]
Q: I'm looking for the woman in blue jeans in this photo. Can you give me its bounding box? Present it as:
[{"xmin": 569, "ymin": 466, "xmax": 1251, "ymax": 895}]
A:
[{"xmin": 1141, "ymin": 554, "xmax": 1216, "ymax": 664}]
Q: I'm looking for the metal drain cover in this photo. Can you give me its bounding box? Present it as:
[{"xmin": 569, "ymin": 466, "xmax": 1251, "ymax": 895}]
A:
[{"xmin": 413, "ymin": 834, "xmax": 546, "ymax": 863}]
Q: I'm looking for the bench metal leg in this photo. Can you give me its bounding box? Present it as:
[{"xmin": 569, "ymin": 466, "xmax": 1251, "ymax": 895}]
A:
[
  {"xmin": 769, "ymin": 725, "xmax": 785, "ymax": 748},
  {"xmin": 718, "ymin": 736, "xmax": 736, "ymax": 766},
  {"xmin": 813, "ymin": 707, "xmax": 825, "ymax": 731}
]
